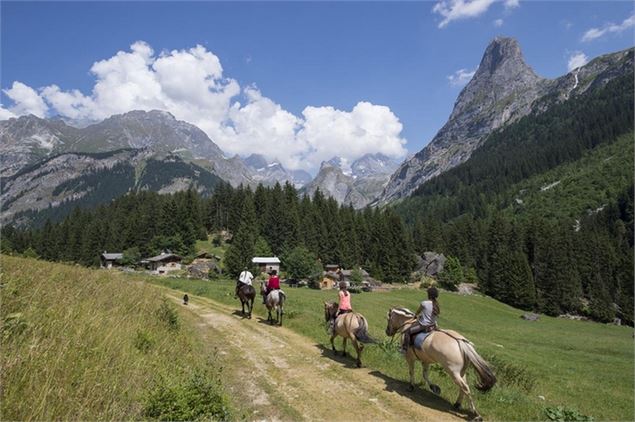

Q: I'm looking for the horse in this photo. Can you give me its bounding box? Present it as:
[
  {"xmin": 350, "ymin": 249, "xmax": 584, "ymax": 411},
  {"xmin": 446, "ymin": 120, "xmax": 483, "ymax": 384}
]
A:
[
  {"xmin": 385, "ymin": 307, "xmax": 496, "ymax": 421},
  {"xmin": 324, "ymin": 302, "xmax": 376, "ymax": 368},
  {"xmin": 236, "ymin": 283, "xmax": 256, "ymax": 319},
  {"xmin": 261, "ymin": 281, "xmax": 285, "ymax": 325}
]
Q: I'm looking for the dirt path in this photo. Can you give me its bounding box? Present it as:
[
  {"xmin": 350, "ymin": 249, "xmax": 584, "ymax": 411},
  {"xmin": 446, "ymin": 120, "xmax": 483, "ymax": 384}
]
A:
[{"xmin": 167, "ymin": 291, "xmax": 464, "ymax": 421}]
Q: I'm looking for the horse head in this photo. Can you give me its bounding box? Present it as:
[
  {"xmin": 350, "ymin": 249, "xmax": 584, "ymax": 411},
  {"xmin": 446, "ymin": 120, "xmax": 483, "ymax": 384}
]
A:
[
  {"xmin": 323, "ymin": 301, "xmax": 338, "ymax": 322},
  {"xmin": 385, "ymin": 307, "xmax": 415, "ymax": 337}
]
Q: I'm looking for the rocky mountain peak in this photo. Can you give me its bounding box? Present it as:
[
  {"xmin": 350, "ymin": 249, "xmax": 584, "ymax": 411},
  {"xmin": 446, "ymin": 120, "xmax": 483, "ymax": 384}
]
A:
[{"xmin": 479, "ymin": 37, "xmax": 528, "ymax": 77}]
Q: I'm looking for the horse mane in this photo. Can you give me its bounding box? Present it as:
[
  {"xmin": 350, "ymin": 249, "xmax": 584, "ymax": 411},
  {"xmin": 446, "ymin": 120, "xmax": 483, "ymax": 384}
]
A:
[{"xmin": 393, "ymin": 307, "xmax": 416, "ymax": 318}]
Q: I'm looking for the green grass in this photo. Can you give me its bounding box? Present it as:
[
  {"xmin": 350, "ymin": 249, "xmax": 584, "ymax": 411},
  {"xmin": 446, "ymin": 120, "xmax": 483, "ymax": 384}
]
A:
[
  {"xmin": 149, "ymin": 276, "xmax": 634, "ymax": 421},
  {"xmin": 1, "ymin": 255, "xmax": 233, "ymax": 421}
]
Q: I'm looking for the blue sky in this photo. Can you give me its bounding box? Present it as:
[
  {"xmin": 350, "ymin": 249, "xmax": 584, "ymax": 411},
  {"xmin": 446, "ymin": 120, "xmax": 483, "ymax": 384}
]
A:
[{"xmin": 1, "ymin": 1, "xmax": 633, "ymax": 171}]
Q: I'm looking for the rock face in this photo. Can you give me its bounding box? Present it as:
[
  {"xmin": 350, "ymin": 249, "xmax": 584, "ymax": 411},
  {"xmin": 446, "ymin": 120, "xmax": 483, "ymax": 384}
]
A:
[
  {"xmin": 0, "ymin": 110, "xmax": 253, "ymax": 187},
  {"xmin": 1, "ymin": 149, "xmax": 223, "ymax": 225},
  {"xmin": 376, "ymin": 38, "xmax": 634, "ymax": 204},
  {"xmin": 303, "ymin": 153, "xmax": 401, "ymax": 208},
  {"xmin": 244, "ymin": 153, "xmax": 312, "ymax": 188},
  {"xmin": 414, "ymin": 252, "xmax": 447, "ymax": 276}
]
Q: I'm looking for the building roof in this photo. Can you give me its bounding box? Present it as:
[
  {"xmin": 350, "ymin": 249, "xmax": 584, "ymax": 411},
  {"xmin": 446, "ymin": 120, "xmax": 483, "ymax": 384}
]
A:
[
  {"xmin": 252, "ymin": 257, "xmax": 280, "ymax": 264},
  {"xmin": 101, "ymin": 252, "xmax": 123, "ymax": 260},
  {"xmin": 146, "ymin": 252, "xmax": 182, "ymax": 262}
]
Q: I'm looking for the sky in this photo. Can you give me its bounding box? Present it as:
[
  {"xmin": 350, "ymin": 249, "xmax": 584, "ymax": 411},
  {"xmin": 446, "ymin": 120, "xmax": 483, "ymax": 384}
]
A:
[{"xmin": 1, "ymin": 1, "xmax": 633, "ymax": 172}]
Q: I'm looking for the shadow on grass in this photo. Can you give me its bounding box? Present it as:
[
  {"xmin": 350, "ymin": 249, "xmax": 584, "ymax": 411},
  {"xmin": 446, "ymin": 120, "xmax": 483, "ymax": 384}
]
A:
[
  {"xmin": 255, "ymin": 316, "xmax": 282, "ymax": 327},
  {"xmin": 367, "ymin": 370, "xmax": 469, "ymax": 420},
  {"xmin": 316, "ymin": 344, "xmax": 365, "ymax": 369}
]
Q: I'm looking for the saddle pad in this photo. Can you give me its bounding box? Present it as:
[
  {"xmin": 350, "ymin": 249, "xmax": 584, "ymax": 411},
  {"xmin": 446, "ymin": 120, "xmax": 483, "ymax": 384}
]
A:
[{"xmin": 413, "ymin": 331, "xmax": 431, "ymax": 349}]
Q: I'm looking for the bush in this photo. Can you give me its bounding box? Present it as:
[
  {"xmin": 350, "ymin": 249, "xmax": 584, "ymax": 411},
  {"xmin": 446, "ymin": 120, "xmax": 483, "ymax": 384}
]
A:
[
  {"xmin": 156, "ymin": 300, "xmax": 179, "ymax": 331},
  {"xmin": 282, "ymin": 246, "xmax": 322, "ymax": 281},
  {"xmin": 437, "ymin": 256, "xmax": 464, "ymax": 291},
  {"xmin": 143, "ymin": 372, "xmax": 232, "ymax": 421},
  {"xmin": 134, "ymin": 329, "xmax": 155, "ymax": 353},
  {"xmin": 419, "ymin": 275, "xmax": 438, "ymax": 289},
  {"xmin": 545, "ymin": 406, "xmax": 594, "ymax": 422}
]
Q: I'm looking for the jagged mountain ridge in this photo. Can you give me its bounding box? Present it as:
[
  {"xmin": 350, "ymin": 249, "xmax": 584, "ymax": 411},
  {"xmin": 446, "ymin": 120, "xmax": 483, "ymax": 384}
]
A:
[
  {"xmin": 303, "ymin": 153, "xmax": 400, "ymax": 208},
  {"xmin": 376, "ymin": 38, "xmax": 634, "ymax": 205},
  {"xmin": 244, "ymin": 153, "xmax": 312, "ymax": 188},
  {"xmin": 1, "ymin": 149, "xmax": 223, "ymax": 226}
]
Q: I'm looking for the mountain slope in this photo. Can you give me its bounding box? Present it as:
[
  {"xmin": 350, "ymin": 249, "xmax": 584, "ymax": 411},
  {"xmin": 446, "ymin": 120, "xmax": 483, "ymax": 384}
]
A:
[
  {"xmin": 303, "ymin": 153, "xmax": 400, "ymax": 208},
  {"xmin": 377, "ymin": 38, "xmax": 634, "ymax": 204},
  {"xmin": 1, "ymin": 149, "xmax": 223, "ymax": 226},
  {"xmin": 0, "ymin": 110, "xmax": 253, "ymax": 187}
]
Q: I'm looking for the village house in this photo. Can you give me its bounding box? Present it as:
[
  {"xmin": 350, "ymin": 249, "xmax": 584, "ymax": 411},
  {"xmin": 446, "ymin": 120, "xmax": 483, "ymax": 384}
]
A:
[
  {"xmin": 144, "ymin": 251, "xmax": 183, "ymax": 275},
  {"xmin": 252, "ymin": 257, "xmax": 280, "ymax": 274},
  {"xmin": 100, "ymin": 251, "xmax": 123, "ymax": 269}
]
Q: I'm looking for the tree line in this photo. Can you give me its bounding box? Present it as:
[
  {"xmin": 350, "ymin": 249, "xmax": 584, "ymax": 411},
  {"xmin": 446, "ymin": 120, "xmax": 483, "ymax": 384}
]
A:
[{"xmin": 1, "ymin": 183, "xmax": 414, "ymax": 283}]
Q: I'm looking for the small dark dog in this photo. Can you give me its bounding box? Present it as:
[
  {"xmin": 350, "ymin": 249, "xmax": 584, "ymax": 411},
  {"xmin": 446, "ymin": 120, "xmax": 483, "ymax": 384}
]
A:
[{"xmin": 183, "ymin": 294, "xmax": 189, "ymax": 305}]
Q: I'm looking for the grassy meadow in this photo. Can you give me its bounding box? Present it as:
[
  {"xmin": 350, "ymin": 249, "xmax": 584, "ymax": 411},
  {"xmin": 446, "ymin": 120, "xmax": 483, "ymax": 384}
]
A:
[
  {"xmin": 1, "ymin": 255, "xmax": 232, "ymax": 421},
  {"xmin": 152, "ymin": 276, "xmax": 634, "ymax": 422}
]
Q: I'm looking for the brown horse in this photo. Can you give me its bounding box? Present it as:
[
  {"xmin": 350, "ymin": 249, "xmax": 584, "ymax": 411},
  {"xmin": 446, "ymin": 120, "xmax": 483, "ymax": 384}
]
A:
[
  {"xmin": 237, "ymin": 284, "xmax": 256, "ymax": 319},
  {"xmin": 324, "ymin": 302, "xmax": 376, "ymax": 368},
  {"xmin": 385, "ymin": 307, "xmax": 496, "ymax": 421}
]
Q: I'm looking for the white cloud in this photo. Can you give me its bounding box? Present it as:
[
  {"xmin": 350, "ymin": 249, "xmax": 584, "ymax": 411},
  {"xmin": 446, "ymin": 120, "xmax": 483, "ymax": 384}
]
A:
[
  {"xmin": 582, "ymin": 13, "xmax": 635, "ymax": 42},
  {"xmin": 493, "ymin": 18, "xmax": 504, "ymax": 27},
  {"xmin": 567, "ymin": 51, "xmax": 588, "ymax": 71},
  {"xmin": 503, "ymin": 0, "xmax": 519, "ymax": 9},
  {"xmin": 1, "ymin": 41, "xmax": 407, "ymax": 173},
  {"xmin": 447, "ymin": 68, "xmax": 476, "ymax": 86},
  {"xmin": 433, "ymin": 0, "xmax": 497, "ymax": 28},
  {"xmin": 3, "ymin": 82, "xmax": 49, "ymax": 118}
]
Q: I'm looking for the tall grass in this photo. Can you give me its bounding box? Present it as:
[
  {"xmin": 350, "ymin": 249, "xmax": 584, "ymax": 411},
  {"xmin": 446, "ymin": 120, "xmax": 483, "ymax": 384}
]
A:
[
  {"xmin": 152, "ymin": 276, "xmax": 634, "ymax": 421},
  {"xmin": 1, "ymin": 256, "xmax": 231, "ymax": 421}
]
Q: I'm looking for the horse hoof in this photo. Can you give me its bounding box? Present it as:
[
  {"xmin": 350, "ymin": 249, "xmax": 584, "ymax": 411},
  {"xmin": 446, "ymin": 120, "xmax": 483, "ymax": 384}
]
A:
[
  {"xmin": 356, "ymin": 361, "xmax": 362, "ymax": 368},
  {"xmin": 453, "ymin": 402, "xmax": 461, "ymax": 410},
  {"xmin": 431, "ymin": 385, "xmax": 441, "ymax": 395},
  {"xmin": 407, "ymin": 385, "xmax": 414, "ymax": 392},
  {"xmin": 470, "ymin": 416, "xmax": 482, "ymax": 422}
]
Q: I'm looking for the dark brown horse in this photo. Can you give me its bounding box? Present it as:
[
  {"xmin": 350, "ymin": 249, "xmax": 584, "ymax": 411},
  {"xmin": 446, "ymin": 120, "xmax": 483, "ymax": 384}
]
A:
[{"xmin": 237, "ymin": 284, "xmax": 256, "ymax": 319}]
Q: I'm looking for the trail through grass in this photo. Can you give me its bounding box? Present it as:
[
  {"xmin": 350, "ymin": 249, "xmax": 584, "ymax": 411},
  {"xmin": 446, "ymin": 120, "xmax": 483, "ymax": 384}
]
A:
[{"xmin": 151, "ymin": 276, "xmax": 634, "ymax": 421}]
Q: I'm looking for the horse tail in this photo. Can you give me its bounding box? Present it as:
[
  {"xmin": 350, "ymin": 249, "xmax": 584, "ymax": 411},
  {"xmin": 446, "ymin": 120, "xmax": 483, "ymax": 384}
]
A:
[
  {"xmin": 354, "ymin": 315, "xmax": 377, "ymax": 344},
  {"xmin": 458, "ymin": 340, "xmax": 497, "ymax": 392}
]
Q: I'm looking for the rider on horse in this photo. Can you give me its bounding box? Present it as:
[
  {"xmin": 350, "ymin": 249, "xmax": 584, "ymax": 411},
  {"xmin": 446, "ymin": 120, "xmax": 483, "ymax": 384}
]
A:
[
  {"xmin": 235, "ymin": 266, "xmax": 254, "ymax": 298},
  {"xmin": 401, "ymin": 286, "xmax": 440, "ymax": 353},
  {"xmin": 329, "ymin": 281, "xmax": 353, "ymax": 333},
  {"xmin": 262, "ymin": 269, "xmax": 280, "ymax": 303}
]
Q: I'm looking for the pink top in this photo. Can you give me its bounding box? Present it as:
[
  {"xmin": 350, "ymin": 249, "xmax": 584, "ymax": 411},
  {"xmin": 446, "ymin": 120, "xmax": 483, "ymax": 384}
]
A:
[{"xmin": 338, "ymin": 290, "xmax": 352, "ymax": 311}]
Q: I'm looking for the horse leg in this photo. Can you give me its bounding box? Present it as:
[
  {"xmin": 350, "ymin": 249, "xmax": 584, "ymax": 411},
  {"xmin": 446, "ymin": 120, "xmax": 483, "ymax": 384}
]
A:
[
  {"xmin": 422, "ymin": 363, "xmax": 441, "ymax": 395},
  {"xmin": 248, "ymin": 298, "xmax": 253, "ymax": 319},
  {"xmin": 352, "ymin": 338, "xmax": 363, "ymax": 368},
  {"xmin": 406, "ymin": 354, "xmax": 416, "ymax": 392},
  {"xmin": 449, "ymin": 369, "xmax": 479, "ymax": 421},
  {"xmin": 330, "ymin": 334, "xmax": 337, "ymax": 353},
  {"xmin": 241, "ymin": 299, "xmax": 245, "ymax": 316},
  {"xmin": 341, "ymin": 338, "xmax": 348, "ymax": 357}
]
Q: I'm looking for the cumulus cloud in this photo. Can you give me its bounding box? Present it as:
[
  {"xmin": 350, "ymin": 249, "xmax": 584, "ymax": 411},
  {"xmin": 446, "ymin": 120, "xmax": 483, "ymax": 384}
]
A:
[
  {"xmin": 0, "ymin": 41, "xmax": 407, "ymax": 173},
  {"xmin": 582, "ymin": 13, "xmax": 635, "ymax": 42},
  {"xmin": 432, "ymin": 0, "xmax": 518, "ymax": 28},
  {"xmin": 493, "ymin": 18, "xmax": 504, "ymax": 27},
  {"xmin": 3, "ymin": 82, "xmax": 49, "ymax": 118},
  {"xmin": 447, "ymin": 68, "xmax": 476, "ymax": 86},
  {"xmin": 567, "ymin": 51, "xmax": 589, "ymax": 71}
]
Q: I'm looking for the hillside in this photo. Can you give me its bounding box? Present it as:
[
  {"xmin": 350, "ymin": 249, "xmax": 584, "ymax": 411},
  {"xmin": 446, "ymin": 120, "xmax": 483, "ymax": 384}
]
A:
[
  {"xmin": 0, "ymin": 255, "xmax": 232, "ymax": 421},
  {"xmin": 154, "ymin": 276, "xmax": 635, "ymax": 422}
]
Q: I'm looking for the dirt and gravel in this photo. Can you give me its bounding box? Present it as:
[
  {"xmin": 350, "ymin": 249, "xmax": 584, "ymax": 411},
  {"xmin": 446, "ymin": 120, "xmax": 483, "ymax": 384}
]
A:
[{"xmin": 167, "ymin": 292, "xmax": 463, "ymax": 421}]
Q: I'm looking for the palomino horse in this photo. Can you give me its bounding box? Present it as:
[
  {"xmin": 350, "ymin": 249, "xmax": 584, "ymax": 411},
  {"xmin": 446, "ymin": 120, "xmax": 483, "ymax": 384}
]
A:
[
  {"xmin": 324, "ymin": 302, "xmax": 376, "ymax": 368},
  {"xmin": 385, "ymin": 308, "xmax": 496, "ymax": 421},
  {"xmin": 237, "ymin": 284, "xmax": 256, "ymax": 319},
  {"xmin": 261, "ymin": 281, "xmax": 285, "ymax": 326}
]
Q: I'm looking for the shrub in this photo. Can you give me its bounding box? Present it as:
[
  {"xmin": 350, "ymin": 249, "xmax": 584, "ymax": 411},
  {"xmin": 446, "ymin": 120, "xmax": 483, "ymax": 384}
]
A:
[
  {"xmin": 143, "ymin": 372, "xmax": 232, "ymax": 421},
  {"xmin": 485, "ymin": 353, "xmax": 536, "ymax": 393},
  {"xmin": 282, "ymin": 246, "xmax": 322, "ymax": 280},
  {"xmin": 134, "ymin": 329, "xmax": 155, "ymax": 353},
  {"xmin": 156, "ymin": 300, "xmax": 179, "ymax": 331},
  {"xmin": 437, "ymin": 256, "xmax": 464, "ymax": 291},
  {"xmin": 545, "ymin": 406, "xmax": 594, "ymax": 422}
]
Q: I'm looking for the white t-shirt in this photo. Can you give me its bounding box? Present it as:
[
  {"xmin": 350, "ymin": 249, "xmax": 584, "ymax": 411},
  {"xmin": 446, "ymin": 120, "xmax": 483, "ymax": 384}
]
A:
[
  {"xmin": 417, "ymin": 300, "xmax": 437, "ymax": 327},
  {"xmin": 239, "ymin": 270, "xmax": 254, "ymax": 285}
]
